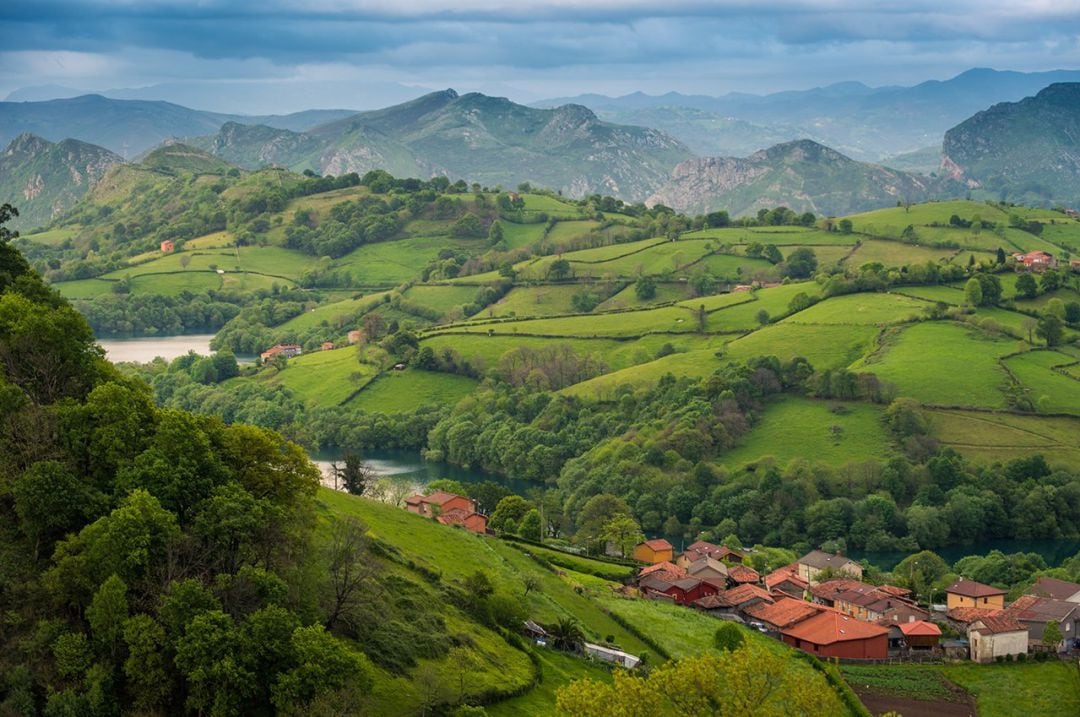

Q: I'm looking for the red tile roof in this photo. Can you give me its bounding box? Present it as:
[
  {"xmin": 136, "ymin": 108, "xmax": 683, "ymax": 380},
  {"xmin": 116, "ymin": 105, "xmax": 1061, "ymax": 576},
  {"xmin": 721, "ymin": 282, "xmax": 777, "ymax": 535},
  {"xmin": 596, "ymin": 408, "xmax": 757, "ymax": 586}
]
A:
[
  {"xmin": 1006, "ymin": 595, "xmax": 1079, "ymax": 623},
  {"xmin": 947, "ymin": 579, "xmax": 1005, "ymax": 598},
  {"xmin": 970, "ymin": 615, "xmax": 1025, "ymax": 635},
  {"xmin": 723, "ymin": 583, "xmax": 773, "ymax": 606},
  {"xmin": 878, "ymin": 584, "xmax": 913, "ymax": 599},
  {"xmin": 638, "ymin": 562, "xmax": 686, "ymax": 582},
  {"xmin": 782, "ymin": 610, "xmax": 888, "ymax": 645},
  {"xmin": 1028, "ymin": 577, "xmax": 1080, "ymax": 601},
  {"xmin": 947, "ymin": 606, "xmax": 1004, "ymax": 624},
  {"xmin": 728, "ymin": 565, "xmax": 760, "ymax": 584},
  {"xmin": 640, "ymin": 538, "xmax": 673, "ymax": 551},
  {"xmin": 423, "ymin": 490, "xmax": 466, "ymax": 506},
  {"xmin": 743, "ymin": 597, "xmax": 822, "ymax": 629},
  {"xmin": 693, "ymin": 594, "xmax": 734, "ymax": 609},
  {"xmin": 898, "ymin": 620, "xmax": 941, "ymax": 637}
]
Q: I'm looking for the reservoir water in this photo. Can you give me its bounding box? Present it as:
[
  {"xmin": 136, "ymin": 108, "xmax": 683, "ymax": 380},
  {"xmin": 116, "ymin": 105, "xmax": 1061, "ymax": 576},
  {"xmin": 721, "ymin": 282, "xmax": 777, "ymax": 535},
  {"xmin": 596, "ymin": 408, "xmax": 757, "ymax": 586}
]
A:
[
  {"xmin": 311, "ymin": 448, "xmax": 533, "ymax": 496},
  {"xmin": 96, "ymin": 334, "xmax": 216, "ymax": 363}
]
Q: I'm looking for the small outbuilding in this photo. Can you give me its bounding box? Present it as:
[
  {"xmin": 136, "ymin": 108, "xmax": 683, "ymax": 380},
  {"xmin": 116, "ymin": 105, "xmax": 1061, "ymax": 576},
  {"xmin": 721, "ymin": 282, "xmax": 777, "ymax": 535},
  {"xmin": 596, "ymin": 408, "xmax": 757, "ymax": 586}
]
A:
[
  {"xmin": 899, "ymin": 620, "xmax": 941, "ymax": 650},
  {"xmin": 781, "ymin": 610, "xmax": 889, "ymax": 660},
  {"xmin": 633, "ymin": 538, "xmax": 674, "ymax": 565}
]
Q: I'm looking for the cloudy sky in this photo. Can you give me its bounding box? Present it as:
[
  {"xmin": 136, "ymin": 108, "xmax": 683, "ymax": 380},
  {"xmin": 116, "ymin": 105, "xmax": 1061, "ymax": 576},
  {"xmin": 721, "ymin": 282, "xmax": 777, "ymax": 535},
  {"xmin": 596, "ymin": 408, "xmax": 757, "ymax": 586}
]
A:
[{"xmin": 3, "ymin": 0, "xmax": 1080, "ymax": 112}]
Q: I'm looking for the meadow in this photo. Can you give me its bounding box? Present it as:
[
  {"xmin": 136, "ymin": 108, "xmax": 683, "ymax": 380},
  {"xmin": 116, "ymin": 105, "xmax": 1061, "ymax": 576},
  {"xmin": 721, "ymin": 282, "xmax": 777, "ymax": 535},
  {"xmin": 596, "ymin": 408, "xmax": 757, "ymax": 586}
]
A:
[
  {"xmin": 925, "ymin": 408, "xmax": 1080, "ymax": 465},
  {"xmin": 262, "ymin": 346, "xmax": 378, "ymax": 406},
  {"xmin": 1004, "ymin": 350, "xmax": 1080, "ymax": 416},
  {"xmin": 345, "ymin": 369, "xmax": 478, "ymax": 413},
  {"xmin": 721, "ymin": 322, "xmax": 880, "ymax": 371},
  {"xmin": 784, "ymin": 291, "xmax": 931, "ymax": 325}
]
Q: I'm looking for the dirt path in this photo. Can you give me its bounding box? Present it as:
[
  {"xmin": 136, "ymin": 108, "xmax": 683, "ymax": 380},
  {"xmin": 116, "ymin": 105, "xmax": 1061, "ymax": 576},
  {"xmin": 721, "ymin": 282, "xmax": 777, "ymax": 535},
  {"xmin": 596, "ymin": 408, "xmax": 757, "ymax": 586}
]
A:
[{"xmin": 853, "ymin": 687, "xmax": 977, "ymax": 717}]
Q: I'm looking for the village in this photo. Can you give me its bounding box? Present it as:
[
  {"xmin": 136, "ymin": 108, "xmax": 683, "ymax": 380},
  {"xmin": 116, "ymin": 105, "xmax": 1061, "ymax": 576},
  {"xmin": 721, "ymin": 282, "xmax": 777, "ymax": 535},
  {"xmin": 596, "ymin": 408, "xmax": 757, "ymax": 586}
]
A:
[{"xmin": 401, "ymin": 488, "xmax": 1080, "ymax": 670}]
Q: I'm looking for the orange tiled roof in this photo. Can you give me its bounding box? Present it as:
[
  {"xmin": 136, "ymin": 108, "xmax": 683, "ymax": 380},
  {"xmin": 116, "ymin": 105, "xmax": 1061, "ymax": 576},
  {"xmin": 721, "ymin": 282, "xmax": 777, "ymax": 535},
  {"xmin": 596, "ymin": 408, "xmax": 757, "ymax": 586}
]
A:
[
  {"xmin": 728, "ymin": 565, "xmax": 760, "ymax": 584},
  {"xmin": 947, "ymin": 606, "xmax": 1004, "ymax": 624},
  {"xmin": 782, "ymin": 610, "xmax": 888, "ymax": 645},
  {"xmin": 723, "ymin": 583, "xmax": 773, "ymax": 606},
  {"xmin": 970, "ymin": 615, "xmax": 1024, "ymax": 635},
  {"xmin": 639, "ymin": 561, "xmax": 686, "ymax": 579},
  {"xmin": 743, "ymin": 597, "xmax": 822, "ymax": 628},
  {"xmin": 640, "ymin": 538, "xmax": 673, "ymax": 551},
  {"xmin": 898, "ymin": 620, "xmax": 941, "ymax": 637}
]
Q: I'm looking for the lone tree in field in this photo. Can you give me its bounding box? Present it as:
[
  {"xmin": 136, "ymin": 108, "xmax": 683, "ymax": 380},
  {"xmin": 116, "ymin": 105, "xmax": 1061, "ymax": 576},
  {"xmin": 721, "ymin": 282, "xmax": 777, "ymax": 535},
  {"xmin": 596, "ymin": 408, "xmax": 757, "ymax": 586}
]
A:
[
  {"xmin": 964, "ymin": 277, "xmax": 983, "ymax": 307},
  {"xmin": 1015, "ymin": 272, "xmax": 1038, "ymax": 299},
  {"xmin": 1036, "ymin": 315, "xmax": 1064, "ymax": 347},
  {"xmin": 713, "ymin": 623, "xmax": 745, "ymax": 652},
  {"xmin": 548, "ymin": 258, "xmax": 572, "ymax": 281}
]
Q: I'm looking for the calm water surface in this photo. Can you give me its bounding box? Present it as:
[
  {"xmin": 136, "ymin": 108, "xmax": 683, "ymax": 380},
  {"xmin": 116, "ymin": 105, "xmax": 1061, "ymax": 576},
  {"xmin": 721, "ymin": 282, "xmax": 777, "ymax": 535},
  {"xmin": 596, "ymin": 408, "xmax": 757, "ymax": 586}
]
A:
[{"xmin": 96, "ymin": 334, "xmax": 216, "ymax": 363}]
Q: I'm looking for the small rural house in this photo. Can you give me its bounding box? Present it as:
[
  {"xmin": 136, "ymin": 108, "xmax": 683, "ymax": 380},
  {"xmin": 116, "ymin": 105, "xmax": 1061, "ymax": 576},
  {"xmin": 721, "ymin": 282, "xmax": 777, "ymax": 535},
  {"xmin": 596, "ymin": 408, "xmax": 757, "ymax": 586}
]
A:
[
  {"xmin": 898, "ymin": 620, "xmax": 941, "ymax": 650},
  {"xmin": 1011, "ymin": 250, "xmax": 1056, "ymax": 272},
  {"xmin": 1005, "ymin": 595, "xmax": 1079, "ymax": 651},
  {"xmin": 810, "ymin": 578, "xmax": 925, "ymax": 623},
  {"xmin": 160, "ymin": 239, "xmax": 175, "ymax": 253},
  {"xmin": 347, "ymin": 329, "xmax": 362, "ymax": 344},
  {"xmin": 321, "ymin": 341, "xmax": 335, "ymax": 351},
  {"xmin": 405, "ymin": 491, "xmax": 488, "ymax": 534},
  {"xmin": 946, "ymin": 578, "xmax": 1006, "ymax": 610},
  {"xmin": 946, "ymin": 606, "xmax": 1005, "ymax": 633},
  {"xmin": 640, "ymin": 576, "xmax": 718, "ymax": 605},
  {"xmin": 742, "ymin": 597, "xmax": 822, "ymax": 632},
  {"xmin": 722, "ymin": 583, "xmax": 774, "ymax": 611},
  {"xmin": 638, "ymin": 561, "xmax": 686, "ymax": 583},
  {"xmin": 675, "ymin": 541, "xmax": 744, "ymax": 568},
  {"xmin": 968, "ymin": 615, "xmax": 1028, "ymax": 663},
  {"xmin": 781, "ymin": 610, "xmax": 889, "ymax": 660},
  {"xmin": 260, "ymin": 343, "xmax": 302, "ymax": 361},
  {"xmin": 1028, "ymin": 577, "xmax": 1080, "ymax": 603},
  {"xmin": 796, "ymin": 550, "xmax": 863, "ymax": 584},
  {"xmin": 727, "ymin": 565, "xmax": 760, "ymax": 585},
  {"xmin": 633, "ymin": 538, "xmax": 674, "ymax": 565},
  {"xmin": 583, "ymin": 642, "xmax": 640, "ymax": 669},
  {"xmin": 685, "ymin": 556, "xmax": 729, "ymax": 581},
  {"xmin": 764, "ymin": 564, "xmax": 809, "ymax": 598}
]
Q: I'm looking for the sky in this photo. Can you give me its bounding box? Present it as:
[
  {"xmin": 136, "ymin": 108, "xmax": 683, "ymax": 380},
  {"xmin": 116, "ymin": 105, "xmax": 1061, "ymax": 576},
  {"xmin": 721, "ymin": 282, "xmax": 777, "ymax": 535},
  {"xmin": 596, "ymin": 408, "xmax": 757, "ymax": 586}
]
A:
[{"xmin": 3, "ymin": 0, "xmax": 1080, "ymax": 113}]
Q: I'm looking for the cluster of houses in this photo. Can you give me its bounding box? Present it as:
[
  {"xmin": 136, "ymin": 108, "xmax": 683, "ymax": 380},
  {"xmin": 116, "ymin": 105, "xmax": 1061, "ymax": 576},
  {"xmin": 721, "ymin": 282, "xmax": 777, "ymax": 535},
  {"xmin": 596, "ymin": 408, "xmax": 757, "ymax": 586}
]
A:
[
  {"xmin": 259, "ymin": 342, "xmax": 302, "ymax": 362},
  {"xmin": 632, "ymin": 539, "xmax": 1080, "ymax": 663},
  {"xmin": 404, "ymin": 490, "xmax": 488, "ymax": 534},
  {"xmin": 1009, "ymin": 250, "xmax": 1080, "ymax": 273}
]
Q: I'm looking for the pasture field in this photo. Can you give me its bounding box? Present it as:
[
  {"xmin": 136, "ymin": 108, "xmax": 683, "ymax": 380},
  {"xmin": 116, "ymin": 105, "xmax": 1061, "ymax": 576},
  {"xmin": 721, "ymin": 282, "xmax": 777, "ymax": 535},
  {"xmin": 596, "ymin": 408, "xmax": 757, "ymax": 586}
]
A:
[
  {"xmin": 402, "ymin": 218, "xmax": 456, "ymax": 236},
  {"xmin": 683, "ymin": 226, "xmax": 858, "ymax": 246},
  {"xmin": 843, "ymin": 238, "xmax": 964, "ymax": 267},
  {"xmin": 1004, "ymin": 350, "xmax": 1080, "ymax": 416},
  {"xmin": 346, "ymin": 369, "xmax": 477, "ymax": 413},
  {"xmin": 926, "ymin": 408, "xmax": 1080, "ymax": 464},
  {"xmin": 519, "ymin": 193, "xmax": 587, "ymax": 217},
  {"xmin": 263, "ymin": 346, "xmax": 377, "ymax": 406},
  {"xmin": 428, "ymin": 304, "xmax": 702, "ymax": 339},
  {"xmin": 900, "ymin": 225, "xmax": 1009, "ymax": 251},
  {"xmin": 403, "ymin": 284, "xmax": 484, "ymax": 314},
  {"xmin": 102, "ymin": 245, "xmax": 320, "ymax": 281},
  {"xmin": 676, "ymin": 290, "xmax": 758, "ymax": 313},
  {"xmin": 778, "ymin": 244, "xmax": 854, "ymax": 268},
  {"xmin": 696, "ymin": 282, "xmax": 824, "ymax": 331},
  {"xmin": 784, "ymin": 291, "xmax": 931, "ymax": 325},
  {"xmin": 54, "ymin": 277, "xmax": 118, "ymax": 299},
  {"xmin": 721, "ymin": 322, "xmax": 879, "ymax": 370},
  {"xmin": 689, "ymin": 252, "xmax": 779, "ymax": 279},
  {"xmin": 20, "ymin": 226, "xmax": 79, "ymax": 245},
  {"xmin": 1004, "ymin": 228, "xmax": 1064, "ymax": 254},
  {"xmin": 545, "ymin": 220, "xmax": 601, "ymax": 245},
  {"xmin": 596, "ymin": 281, "xmax": 689, "ymax": 311},
  {"xmin": 285, "ymin": 184, "xmax": 370, "ymax": 216},
  {"xmin": 1039, "ymin": 222, "xmax": 1080, "ymax": 252},
  {"xmin": 185, "ymin": 230, "xmax": 234, "ymax": 249},
  {"xmin": 128, "ymin": 271, "xmax": 226, "ymax": 295},
  {"xmin": 273, "ymin": 293, "xmax": 390, "ymax": 332},
  {"xmin": 847, "ymin": 200, "xmax": 1009, "ymax": 232},
  {"xmin": 720, "ymin": 397, "xmax": 891, "ymax": 468},
  {"xmin": 487, "ymin": 284, "xmax": 609, "ymax": 318},
  {"xmin": 334, "ymin": 235, "xmax": 474, "ymax": 284},
  {"xmin": 500, "ymin": 220, "xmax": 547, "ymax": 249},
  {"xmin": 560, "ymin": 347, "xmax": 723, "ymax": 398},
  {"xmin": 894, "ymin": 285, "xmax": 966, "ymax": 304},
  {"xmin": 857, "ymin": 321, "xmax": 1022, "ymax": 408}
]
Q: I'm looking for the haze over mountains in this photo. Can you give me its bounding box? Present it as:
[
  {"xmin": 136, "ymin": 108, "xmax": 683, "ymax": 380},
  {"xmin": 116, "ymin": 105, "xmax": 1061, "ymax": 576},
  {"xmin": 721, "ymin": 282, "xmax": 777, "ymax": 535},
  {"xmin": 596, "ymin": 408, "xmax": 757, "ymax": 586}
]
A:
[{"xmin": 4, "ymin": 67, "xmax": 1080, "ymax": 230}]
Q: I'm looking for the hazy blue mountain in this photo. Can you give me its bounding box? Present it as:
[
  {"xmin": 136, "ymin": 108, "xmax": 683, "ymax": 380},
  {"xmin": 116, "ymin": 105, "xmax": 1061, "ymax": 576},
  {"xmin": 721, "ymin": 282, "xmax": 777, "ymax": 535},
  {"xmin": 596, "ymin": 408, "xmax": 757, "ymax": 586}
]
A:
[
  {"xmin": 194, "ymin": 89, "xmax": 693, "ymax": 200},
  {"xmin": 539, "ymin": 68, "xmax": 1080, "ymax": 160},
  {"xmin": 647, "ymin": 139, "xmax": 932, "ymax": 217},
  {"xmin": 0, "ymin": 133, "xmax": 123, "ymax": 230},
  {"xmin": 942, "ymin": 83, "xmax": 1080, "ymax": 206},
  {"xmin": 0, "ymin": 95, "xmax": 360, "ymax": 155}
]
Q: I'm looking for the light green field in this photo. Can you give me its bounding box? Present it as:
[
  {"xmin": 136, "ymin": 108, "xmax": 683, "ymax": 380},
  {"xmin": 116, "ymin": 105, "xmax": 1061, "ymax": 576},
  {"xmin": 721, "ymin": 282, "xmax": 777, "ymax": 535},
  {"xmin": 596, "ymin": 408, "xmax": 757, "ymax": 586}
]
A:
[
  {"xmin": 775, "ymin": 244, "xmax": 854, "ymax": 268},
  {"xmin": 893, "ymin": 225, "xmax": 1006, "ymax": 251},
  {"xmin": 697, "ymin": 282, "xmax": 824, "ymax": 331},
  {"xmin": 403, "ymin": 218, "xmax": 455, "ymax": 236},
  {"xmin": 486, "ymin": 650, "xmax": 612, "ymax": 717},
  {"xmin": 347, "ymin": 370, "xmax": 477, "ymax": 413},
  {"xmin": 487, "ymin": 285, "xmax": 594, "ymax": 318},
  {"xmin": 847, "ymin": 201, "xmax": 1009, "ymax": 232},
  {"xmin": 500, "ymin": 221, "xmax": 547, "ymax": 249},
  {"xmin": 403, "ymin": 285, "xmax": 484, "ymax": 314},
  {"xmin": 561, "ymin": 348, "xmax": 723, "ymax": 398},
  {"xmin": 722, "ymin": 322, "xmax": 879, "ymax": 370},
  {"xmin": 596, "ymin": 282, "xmax": 689, "ymax": 311},
  {"xmin": 185, "ymin": 230, "xmax": 234, "ymax": 249},
  {"xmin": 1004, "ymin": 228, "xmax": 1064, "ymax": 255},
  {"xmin": 128, "ymin": 271, "xmax": 226, "ymax": 295},
  {"xmin": 545, "ymin": 220, "xmax": 601, "ymax": 245},
  {"xmin": 274, "ymin": 293, "xmax": 390, "ymax": 332},
  {"xmin": 22, "ymin": 226, "xmax": 79, "ymax": 245},
  {"xmin": 431, "ymin": 304, "xmax": 702, "ymax": 339},
  {"xmin": 894, "ymin": 285, "xmax": 966, "ymax": 304},
  {"xmin": 53, "ymin": 277, "xmax": 118, "ymax": 299},
  {"xmin": 720, "ymin": 397, "xmax": 892, "ymax": 468},
  {"xmin": 858, "ymin": 321, "xmax": 1023, "ymax": 408},
  {"xmin": 519, "ymin": 239, "xmax": 724, "ymax": 280},
  {"xmin": 690, "ymin": 252, "xmax": 778, "ymax": 280},
  {"xmin": 682, "ymin": 226, "xmax": 857, "ymax": 246},
  {"xmin": 785, "ymin": 292, "xmax": 930, "ymax": 325},
  {"xmin": 1039, "ymin": 222, "xmax": 1080, "ymax": 252},
  {"xmin": 264, "ymin": 346, "xmax": 378, "ymax": 406},
  {"xmin": 926, "ymin": 408, "xmax": 1080, "ymax": 465},
  {"xmin": 334, "ymin": 235, "xmax": 473, "ymax": 285},
  {"xmin": 519, "ymin": 193, "xmax": 585, "ymax": 217},
  {"xmin": 286, "ymin": 185, "xmax": 371, "ymax": 216},
  {"xmin": 107, "ymin": 246, "xmax": 320, "ymax": 281},
  {"xmin": 844, "ymin": 239, "xmax": 964, "ymax": 267},
  {"xmin": 1004, "ymin": 350, "xmax": 1080, "ymax": 416}
]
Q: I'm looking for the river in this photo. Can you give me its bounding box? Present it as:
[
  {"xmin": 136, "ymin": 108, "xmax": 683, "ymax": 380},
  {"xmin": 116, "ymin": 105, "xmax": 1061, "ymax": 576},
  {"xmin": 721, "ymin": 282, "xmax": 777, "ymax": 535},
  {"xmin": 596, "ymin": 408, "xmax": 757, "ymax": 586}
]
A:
[
  {"xmin": 96, "ymin": 333, "xmax": 217, "ymax": 363},
  {"xmin": 311, "ymin": 448, "xmax": 534, "ymax": 495}
]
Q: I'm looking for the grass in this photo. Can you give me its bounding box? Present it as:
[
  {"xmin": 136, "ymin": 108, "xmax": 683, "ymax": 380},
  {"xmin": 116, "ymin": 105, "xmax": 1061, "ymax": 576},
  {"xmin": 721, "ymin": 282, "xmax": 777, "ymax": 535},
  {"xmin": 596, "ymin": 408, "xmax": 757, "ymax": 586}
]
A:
[
  {"xmin": 844, "ymin": 239, "xmax": 963, "ymax": 267},
  {"xmin": 53, "ymin": 278, "xmax": 117, "ymax": 299},
  {"xmin": 691, "ymin": 252, "xmax": 779, "ymax": 280},
  {"xmin": 720, "ymin": 397, "xmax": 892, "ymax": 468},
  {"xmin": 942, "ymin": 661, "xmax": 1080, "ymax": 717},
  {"xmin": 263, "ymin": 346, "xmax": 378, "ymax": 406},
  {"xmin": 501, "ymin": 221, "xmax": 548, "ymax": 249},
  {"xmin": 486, "ymin": 650, "xmax": 612, "ymax": 717},
  {"xmin": 334, "ymin": 235, "xmax": 475, "ymax": 285},
  {"xmin": 403, "ymin": 285, "xmax": 485, "ymax": 315},
  {"xmin": 347, "ymin": 369, "xmax": 477, "ymax": 413},
  {"xmin": 545, "ymin": 220, "xmax": 601, "ymax": 246},
  {"xmin": 274, "ymin": 293, "xmax": 390, "ymax": 332},
  {"xmin": 847, "ymin": 200, "xmax": 1010, "ymax": 234},
  {"xmin": 926, "ymin": 408, "xmax": 1080, "ymax": 465},
  {"xmin": 857, "ymin": 321, "xmax": 1023, "ymax": 408},
  {"xmin": 487, "ymin": 285, "xmax": 597, "ymax": 318},
  {"xmin": 1004, "ymin": 350, "xmax": 1080, "ymax": 416},
  {"xmin": 561, "ymin": 348, "xmax": 723, "ymax": 398},
  {"xmin": 596, "ymin": 282, "xmax": 689, "ymax": 311},
  {"xmin": 185, "ymin": 231, "xmax": 235, "ymax": 249},
  {"xmin": 722, "ymin": 323, "xmax": 879, "ymax": 370},
  {"xmin": 20, "ymin": 226, "xmax": 79, "ymax": 245},
  {"xmin": 785, "ymin": 292, "xmax": 931, "ymax": 325},
  {"xmin": 430, "ymin": 304, "xmax": 702, "ymax": 339}
]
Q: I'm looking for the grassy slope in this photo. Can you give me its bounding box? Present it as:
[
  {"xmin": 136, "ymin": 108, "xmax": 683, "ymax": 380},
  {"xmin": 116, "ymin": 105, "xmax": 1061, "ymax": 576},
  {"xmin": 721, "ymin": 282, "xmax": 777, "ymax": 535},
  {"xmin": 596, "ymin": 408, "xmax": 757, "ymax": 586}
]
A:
[
  {"xmin": 927, "ymin": 409, "xmax": 1080, "ymax": 465},
  {"xmin": 346, "ymin": 369, "xmax": 478, "ymax": 413},
  {"xmin": 263, "ymin": 346, "xmax": 378, "ymax": 406}
]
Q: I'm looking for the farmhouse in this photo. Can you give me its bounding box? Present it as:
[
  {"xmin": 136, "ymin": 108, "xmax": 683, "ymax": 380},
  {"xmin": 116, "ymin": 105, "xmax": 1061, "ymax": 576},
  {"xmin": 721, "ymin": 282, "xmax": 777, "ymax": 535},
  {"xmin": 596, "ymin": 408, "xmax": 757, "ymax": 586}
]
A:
[
  {"xmin": 638, "ymin": 561, "xmax": 686, "ymax": 583},
  {"xmin": 639, "ymin": 575, "xmax": 719, "ymax": 605},
  {"xmin": 347, "ymin": 329, "xmax": 362, "ymax": 343},
  {"xmin": 1011, "ymin": 250, "xmax": 1056, "ymax": 272},
  {"xmin": 968, "ymin": 615, "xmax": 1028, "ymax": 663},
  {"xmin": 633, "ymin": 538, "xmax": 674, "ymax": 565},
  {"xmin": 795, "ymin": 550, "xmax": 863, "ymax": 584},
  {"xmin": 742, "ymin": 596, "xmax": 823, "ymax": 631},
  {"xmin": 721, "ymin": 583, "xmax": 774, "ymax": 611},
  {"xmin": 781, "ymin": 610, "xmax": 889, "ymax": 660},
  {"xmin": 406, "ymin": 491, "xmax": 476, "ymax": 517},
  {"xmin": 321, "ymin": 341, "xmax": 335, "ymax": 351},
  {"xmin": 765, "ymin": 566, "xmax": 809, "ymax": 599},
  {"xmin": 260, "ymin": 343, "xmax": 302, "ymax": 361},
  {"xmin": 1005, "ymin": 595, "xmax": 1079, "ymax": 650},
  {"xmin": 160, "ymin": 239, "xmax": 175, "ymax": 253},
  {"xmin": 898, "ymin": 620, "xmax": 941, "ymax": 650},
  {"xmin": 810, "ymin": 578, "xmax": 925, "ymax": 623},
  {"xmin": 675, "ymin": 541, "xmax": 744, "ymax": 568},
  {"xmin": 946, "ymin": 578, "xmax": 1006, "ymax": 610},
  {"xmin": 435, "ymin": 507, "xmax": 488, "ymax": 534}
]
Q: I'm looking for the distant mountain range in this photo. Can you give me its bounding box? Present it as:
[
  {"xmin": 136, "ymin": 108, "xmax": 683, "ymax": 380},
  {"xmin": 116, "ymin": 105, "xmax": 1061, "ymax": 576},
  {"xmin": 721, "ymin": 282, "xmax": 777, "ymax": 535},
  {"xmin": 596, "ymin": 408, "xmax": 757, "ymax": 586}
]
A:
[
  {"xmin": 189, "ymin": 89, "xmax": 693, "ymax": 201},
  {"xmin": 647, "ymin": 140, "xmax": 935, "ymax": 216},
  {"xmin": 943, "ymin": 83, "xmax": 1080, "ymax": 206},
  {"xmin": 0, "ymin": 95, "xmax": 358, "ymax": 156},
  {"xmin": 0, "ymin": 134, "xmax": 123, "ymax": 229},
  {"xmin": 538, "ymin": 68, "xmax": 1080, "ymax": 162}
]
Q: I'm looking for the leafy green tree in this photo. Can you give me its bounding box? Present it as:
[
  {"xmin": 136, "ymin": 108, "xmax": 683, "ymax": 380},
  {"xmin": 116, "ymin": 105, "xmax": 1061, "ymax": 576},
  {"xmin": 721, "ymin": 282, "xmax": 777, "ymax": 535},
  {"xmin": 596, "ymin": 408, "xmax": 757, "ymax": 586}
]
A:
[
  {"xmin": 964, "ymin": 277, "xmax": 983, "ymax": 306},
  {"xmin": 451, "ymin": 213, "xmax": 485, "ymax": 239},
  {"xmin": 1015, "ymin": 272, "xmax": 1038, "ymax": 299},
  {"xmin": 175, "ymin": 610, "xmax": 253, "ymax": 717},
  {"xmin": 193, "ymin": 482, "xmax": 268, "ymax": 575},
  {"xmin": 762, "ymin": 244, "xmax": 783, "ymax": 264},
  {"xmin": 1045, "ymin": 298, "xmax": 1066, "ymax": 320},
  {"xmin": 1043, "ymin": 620, "xmax": 1063, "ymax": 650},
  {"xmin": 87, "ymin": 574, "xmax": 128, "ymax": 659},
  {"xmin": 634, "ymin": 275, "xmax": 657, "ymax": 300},
  {"xmin": 974, "ymin": 272, "xmax": 1002, "ymax": 305},
  {"xmin": 837, "ymin": 218, "xmax": 853, "ymax": 234},
  {"xmin": 272, "ymin": 626, "xmax": 372, "ymax": 716},
  {"xmin": 123, "ymin": 614, "xmax": 172, "ymax": 711},
  {"xmin": 13, "ymin": 460, "xmax": 104, "ymax": 559},
  {"xmin": 713, "ymin": 623, "xmax": 745, "ymax": 652},
  {"xmin": 1040, "ymin": 269, "xmax": 1062, "ymax": 293},
  {"xmin": 519, "ymin": 508, "xmax": 543, "ymax": 540},
  {"xmin": 487, "ymin": 220, "xmax": 505, "ymax": 246},
  {"xmin": 600, "ymin": 514, "xmax": 644, "ymax": 557},
  {"xmin": 1036, "ymin": 315, "xmax": 1064, "ymax": 347},
  {"xmin": 1065, "ymin": 301, "xmax": 1080, "ymax": 324},
  {"xmin": 489, "ymin": 495, "xmax": 534, "ymax": 534},
  {"xmin": 705, "ymin": 210, "xmax": 730, "ymax": 228},
  {"xmin": 52, "ymin": 632, "xmax": 92, "ymax": 680},
  {"xmin": 782, "ymin": 248, "xmax": 817, "ymax": 279},
  {"xmin": 548, "ymin": 258, "xmax": 572, "ymax": 280}
]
